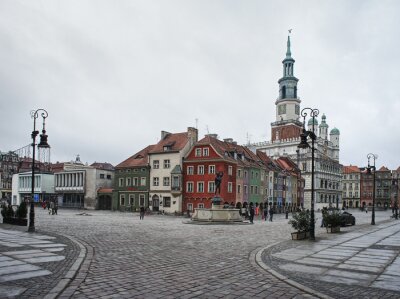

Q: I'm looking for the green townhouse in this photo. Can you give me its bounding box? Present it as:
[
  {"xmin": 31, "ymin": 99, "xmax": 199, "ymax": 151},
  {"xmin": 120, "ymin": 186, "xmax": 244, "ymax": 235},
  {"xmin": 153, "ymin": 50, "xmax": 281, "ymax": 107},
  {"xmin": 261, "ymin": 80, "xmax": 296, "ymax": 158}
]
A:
[{"xmin": 113, "ymin": 145, "xmax": 155, "ymax": 211}]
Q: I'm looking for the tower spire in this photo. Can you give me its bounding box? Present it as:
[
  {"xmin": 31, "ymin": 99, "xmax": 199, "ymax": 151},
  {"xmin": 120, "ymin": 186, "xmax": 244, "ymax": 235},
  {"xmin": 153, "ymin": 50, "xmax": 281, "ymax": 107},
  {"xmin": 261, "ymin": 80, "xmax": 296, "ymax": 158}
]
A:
[{"xmin": 286, "ymin": 31, "xmax": 292, "ymax": 58}]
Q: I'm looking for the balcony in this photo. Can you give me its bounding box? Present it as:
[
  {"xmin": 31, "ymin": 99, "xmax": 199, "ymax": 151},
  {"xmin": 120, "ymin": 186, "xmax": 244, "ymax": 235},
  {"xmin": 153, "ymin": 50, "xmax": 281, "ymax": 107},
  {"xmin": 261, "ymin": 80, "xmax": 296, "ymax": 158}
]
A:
[{"xmin": 171, "ymin": 186, "xmax": 182, "ymax": 195}]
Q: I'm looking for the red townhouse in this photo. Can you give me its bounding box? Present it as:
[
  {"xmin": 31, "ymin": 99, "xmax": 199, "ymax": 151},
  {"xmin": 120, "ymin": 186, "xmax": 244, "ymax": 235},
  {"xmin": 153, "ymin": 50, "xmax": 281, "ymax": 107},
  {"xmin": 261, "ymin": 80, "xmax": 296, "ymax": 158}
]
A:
[{"xmin": 183, "ymin": 135, "xmax": 238, "ymax": 212}]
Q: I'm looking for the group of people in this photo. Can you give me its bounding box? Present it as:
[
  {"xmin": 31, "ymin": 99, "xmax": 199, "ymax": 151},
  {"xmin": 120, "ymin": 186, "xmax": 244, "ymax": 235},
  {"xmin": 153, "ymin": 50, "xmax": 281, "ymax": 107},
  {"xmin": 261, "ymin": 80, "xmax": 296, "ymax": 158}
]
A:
[
  {"xmin": 245, "ymin": 203, "xmax": 274, "ymax": 224},
  {"xmin": 42, "ymin": 200, "xmax": 58, "ymax": 215}
]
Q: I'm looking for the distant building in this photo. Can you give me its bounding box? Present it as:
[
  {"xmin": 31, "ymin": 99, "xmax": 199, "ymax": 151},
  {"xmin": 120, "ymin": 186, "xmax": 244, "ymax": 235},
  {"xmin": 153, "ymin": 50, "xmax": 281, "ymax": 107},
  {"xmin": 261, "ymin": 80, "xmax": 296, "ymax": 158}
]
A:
[
  {"xmin": 0, "ymin": 151, "xmax": 19, "ymax": 201},
  {"xmin": 113, "ymin": 145, "xmax": 155, "ymax": 212},
  {"xmin": 53, "ymin": 156, "xmax": 114, "ymax": 209},
  {"xmin": 11, "ymin": 172, "xmax": 55, "ymax": 205},
  {"xmin": 148, "ymin": 127, "xmax": 198, "ymax": 214},
  {"xmin": 342, "ymin": 166, "xmax": 361, "ymax": 208},
  {"xmin": 251, "ymin": 35, "xmax": 342, "ymax": 210}
]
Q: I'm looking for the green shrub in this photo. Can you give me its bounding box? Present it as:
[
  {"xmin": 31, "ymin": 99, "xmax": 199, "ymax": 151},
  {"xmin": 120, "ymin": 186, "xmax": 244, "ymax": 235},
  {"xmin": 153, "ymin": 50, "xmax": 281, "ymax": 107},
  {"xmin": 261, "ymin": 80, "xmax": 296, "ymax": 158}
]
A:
[
  {"xmin": 1, "ymin": 205, "xmax": 14, "ymax": 219},
  {"xmin": 288, "ymin": 210, "xmax": 310, "ymax": 232},
  {"xmin": 323, "ymin": 210, "xmax": 341, "ymax": 227},
  {"xmin": 16, "ymin": 202, "xmax": 28, "ymax": 219}
]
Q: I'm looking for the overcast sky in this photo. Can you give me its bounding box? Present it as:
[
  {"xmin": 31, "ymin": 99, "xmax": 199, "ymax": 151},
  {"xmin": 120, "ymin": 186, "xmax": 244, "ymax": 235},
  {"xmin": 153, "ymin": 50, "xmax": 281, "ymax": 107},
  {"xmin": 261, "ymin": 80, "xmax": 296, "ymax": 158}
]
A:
[{"xmin": 1, "ymin": 0, "xmax": 399, "ymax": 169}]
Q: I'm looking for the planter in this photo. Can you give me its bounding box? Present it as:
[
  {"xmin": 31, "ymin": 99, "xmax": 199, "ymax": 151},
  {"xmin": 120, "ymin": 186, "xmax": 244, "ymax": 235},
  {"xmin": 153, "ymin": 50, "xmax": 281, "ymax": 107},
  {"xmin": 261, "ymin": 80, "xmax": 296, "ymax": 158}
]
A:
[
  {"xmin": 326, "ymin": 226, "xmax": 340, "ymax": 233},
  {"xmin": 291, "ymin": 231, "xmax": 307, "ymax": 240},
  {"xmin": 3, "ymin": 218, "xmax": 28, "ymax": 226}
]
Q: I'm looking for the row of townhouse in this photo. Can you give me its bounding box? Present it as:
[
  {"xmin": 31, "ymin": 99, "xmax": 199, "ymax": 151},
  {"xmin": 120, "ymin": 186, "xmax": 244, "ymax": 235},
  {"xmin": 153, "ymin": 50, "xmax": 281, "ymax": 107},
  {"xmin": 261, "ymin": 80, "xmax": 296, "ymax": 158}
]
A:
[
  {"xmin": 113, "ymin": 128, "xmax": 305, "ymax": 214},
  {"xmin": 342, "ymin": 165, "xmax": 400, "ymax": 209}
]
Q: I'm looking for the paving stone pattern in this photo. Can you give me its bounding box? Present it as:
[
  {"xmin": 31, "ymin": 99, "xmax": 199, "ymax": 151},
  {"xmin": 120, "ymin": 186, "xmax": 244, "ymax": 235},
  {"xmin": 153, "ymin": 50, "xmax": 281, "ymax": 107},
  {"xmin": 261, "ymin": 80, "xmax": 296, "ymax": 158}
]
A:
[
  {"xmin": 0, "ymin": 223, "xmax": 80, "ymax": 298},
  {"xmin": 263, "ymin": 221, "xmax": 400, "ymax": 299},
  {"xmin": 1, "ymin": 208, "xmax": 398, "ymax": 298}
]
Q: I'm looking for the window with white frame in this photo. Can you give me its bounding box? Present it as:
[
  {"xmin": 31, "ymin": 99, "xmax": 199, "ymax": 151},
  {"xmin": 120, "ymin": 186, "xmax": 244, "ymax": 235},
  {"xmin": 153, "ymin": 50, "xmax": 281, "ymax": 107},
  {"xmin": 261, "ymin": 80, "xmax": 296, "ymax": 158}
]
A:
[
  {"xmin": 237, "ymin": 184, "xmax": 241, "ymax": 194},
  {"xmin": 255, "ymin": 186, "xmax": 258, "ymax": 195},
  {"xmin": 119, "ymin": 178, "xmax": 124, "ymax": 187},
  {"xmin": 228, "ymin": 182, "xmax": 232, "ymax": 193},
  {"xmin": 250, "ymin": 185, "xmax": 254, "ymax": 194},
  {"xmin": 203, "ymin": 148, "xmax": 209, "ymax": 156},
  {"xmin": 228, "ymin": 166, "xmax": 233, "ymax": 175},
  {"xmin": 197, "ymin": 182, "xmax": 204, "ymax": 192},
  {"xmin": 164, "ymin": 159, "xmax": 170, "ymax": 168},
  {"xmin": 126, "ymin": 177, "xmax": 131, "ymax": 186},
  {"xmin": 133, "ymin": 177, "xmax": 138, "ymax": 186},
  {"xmin": 164, "ymin": 197, "xmax": 171, "ymax": 207},
  {"xmin": 208, "ymin": 181, "xmax": 215, "ymax": 193},
  {"xmin": 198, "ymin": 165, "xmax": 204, "ymax": 175},
  {"xmin": 187, "ymin": 203, "xmax": 193, "ymax": 211},
  {"xmin": 195, "ymin": 148, "xmax": 202, "ymax": 157},
  {"xmin": 208, "ymin": 165, "xmax": 215, "ymax": 174},
  {"xmin": 187, "ymin": 166, "xmax": 194, "ymax": 175},
  {"xmin": 120, "ymin": 194, "xmax": 125, "ymax": 206},
  {"xmin": 153, "ymin": 160, "xmax": 159, "ymax": 169},
  {"xmin": 244, "ymin": 171, "xmax": 248, "ymax": 178},
  {"xmin": 186, "ymin": 182, "xmax": 194, "ymax": 192},
  {"xmin": 244, "ymin": 185, "xmax": 248, "ymax": 194},
  {"xmin": 237, "ymin": 169, "xmax": 242, "ymax": 178},
  {"xmin": 153, "ymin": 177, "xmax": 159, "ymax": 186},
  {"xmin": 198, "ymin": 203, "xmax": 204, "ymax": 208},
  {"xmin": 141, "ymin": 177, "xmax": 146, "ymax": 186},
  {"xmin": 163, "ymin": 177, "xmax": 170, "ymax": 186}
]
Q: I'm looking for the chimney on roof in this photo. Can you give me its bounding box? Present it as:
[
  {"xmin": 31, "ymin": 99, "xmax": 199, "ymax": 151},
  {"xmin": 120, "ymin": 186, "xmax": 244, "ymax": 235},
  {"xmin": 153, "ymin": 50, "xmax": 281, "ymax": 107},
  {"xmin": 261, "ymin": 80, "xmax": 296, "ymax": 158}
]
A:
[
  {"xmin": 187, "ymin": 127, "xmax": 198, "ymax": 145},
  {"xmin": 206, "ymin": 134, "xmax": 218, "ymax": 139},
  {"xmin": 224, "ymin": 138, "xmax": 234, "ymax": 143},
  {"xmin": 161, "ymin": 131, "xmax": 171, "ymax": 140}
]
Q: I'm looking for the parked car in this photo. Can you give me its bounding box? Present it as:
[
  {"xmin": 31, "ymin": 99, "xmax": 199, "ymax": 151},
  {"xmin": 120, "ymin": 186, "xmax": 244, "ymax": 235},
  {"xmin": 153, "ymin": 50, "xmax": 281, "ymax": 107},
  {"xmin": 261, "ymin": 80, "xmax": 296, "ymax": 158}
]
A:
[{"xmin": 340, "ymin": 211, "xmax": 355, "ymax": 226}]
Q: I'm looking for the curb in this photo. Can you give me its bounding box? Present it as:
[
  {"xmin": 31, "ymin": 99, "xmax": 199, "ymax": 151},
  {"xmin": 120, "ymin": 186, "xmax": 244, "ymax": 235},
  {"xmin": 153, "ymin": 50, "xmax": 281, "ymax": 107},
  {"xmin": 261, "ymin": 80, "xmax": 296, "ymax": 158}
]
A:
[
  {"xmin": 251, "ymin": 243, "xmax": 334, "ymax": 299},
  {"xmin": 43, "ymin": 235, "xmax": 92, "ymax": 299}
]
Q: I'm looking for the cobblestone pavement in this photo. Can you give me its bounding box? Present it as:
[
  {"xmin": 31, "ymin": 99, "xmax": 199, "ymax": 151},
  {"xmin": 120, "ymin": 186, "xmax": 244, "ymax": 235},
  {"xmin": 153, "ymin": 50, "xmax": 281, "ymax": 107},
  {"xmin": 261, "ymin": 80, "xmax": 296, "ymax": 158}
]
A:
[{"xmin": 0, "ymin": 208, "xmax": 397, "ymax": 298}]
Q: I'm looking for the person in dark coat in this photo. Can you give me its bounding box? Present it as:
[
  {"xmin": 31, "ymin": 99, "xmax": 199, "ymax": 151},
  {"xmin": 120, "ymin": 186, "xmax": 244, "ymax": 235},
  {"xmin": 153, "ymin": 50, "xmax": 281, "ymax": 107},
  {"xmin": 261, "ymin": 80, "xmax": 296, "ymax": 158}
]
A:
[
  {"xmin": 249, "ymin": 203, "xmax": 255, "ymax": 224},
  {"xmin": 269, "ymin": 206, "xmax": 274, "ymax": 222},
  {"xmin": 139, "ymin": 206, "xmax": 145, "ymax": 220}
]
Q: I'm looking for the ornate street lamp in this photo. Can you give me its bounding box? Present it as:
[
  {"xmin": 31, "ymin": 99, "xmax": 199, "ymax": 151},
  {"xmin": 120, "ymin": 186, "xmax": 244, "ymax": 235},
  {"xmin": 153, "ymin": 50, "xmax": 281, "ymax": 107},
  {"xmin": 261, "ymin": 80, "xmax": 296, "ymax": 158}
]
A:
[
  {"xmin": 28, "ymin": 109, "xmax": 50, "ymax": 233},
  {"xmin": 298, "ymin": 107, "xmax": 319, "ymax": 240},
  {"xmin": 367, "ymin": 153, "xmax": 377, "ymax": 225}
]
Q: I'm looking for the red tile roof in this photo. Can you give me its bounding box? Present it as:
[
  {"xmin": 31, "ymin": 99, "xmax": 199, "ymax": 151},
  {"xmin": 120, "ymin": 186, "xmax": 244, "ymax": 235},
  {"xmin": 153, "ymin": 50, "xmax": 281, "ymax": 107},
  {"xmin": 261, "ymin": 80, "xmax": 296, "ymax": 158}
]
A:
[
  {"xmin": 116, "ymin": 145, "xmax": 155, "ymax": 169},
  {"xmin": 378, "ymin": 166, "xmax": 390, "ymax": 172},
  {"xmin": 343, "ymin": 165, "xmax": 360, "ymax": 174},
  {"xmin": 149, "ymin": 132, "xmax": 190, "ymax": 154}
]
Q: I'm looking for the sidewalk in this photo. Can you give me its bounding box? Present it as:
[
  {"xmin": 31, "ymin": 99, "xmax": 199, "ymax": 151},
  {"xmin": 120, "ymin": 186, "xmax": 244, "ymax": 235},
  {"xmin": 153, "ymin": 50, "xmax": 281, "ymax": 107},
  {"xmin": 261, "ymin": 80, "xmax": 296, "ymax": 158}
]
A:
[{"xmin": 256, "ymin": 219, "xmax": 400, "ymax": 299}]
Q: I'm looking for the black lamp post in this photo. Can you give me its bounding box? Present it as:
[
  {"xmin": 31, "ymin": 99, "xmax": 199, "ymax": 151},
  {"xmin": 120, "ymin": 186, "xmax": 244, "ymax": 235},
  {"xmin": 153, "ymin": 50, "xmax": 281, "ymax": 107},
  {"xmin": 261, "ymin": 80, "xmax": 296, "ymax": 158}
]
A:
[
  {"xmin": 367, "ymin": 153, "xmax": 377, "ymax": 225},
  {"xmin": 28, "ymin": 109, "xmax": 49, "ymax": 233},
  {"xmin": 298, "ymin": 107, "xmax": 319, "ymax": 241}
]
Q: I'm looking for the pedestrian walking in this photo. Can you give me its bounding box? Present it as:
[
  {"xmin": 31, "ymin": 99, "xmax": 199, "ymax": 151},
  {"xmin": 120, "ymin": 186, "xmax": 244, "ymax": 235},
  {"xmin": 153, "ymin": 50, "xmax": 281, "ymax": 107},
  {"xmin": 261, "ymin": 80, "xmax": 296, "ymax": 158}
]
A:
[
  {"xmin": 263, "ymin": 205, "xmax": 268, "ymax": 222},
  {"xmin": 269, "ymin": 206, "xmax": 274, "ymax": 222},
  {"xmin": 139, "ymin": 206, "xmax": 145, "ymax": 220},
  {"xmin": 249, "ymin": 203, "xmax": 255, "ymax": 224},
  {"xmin": 54, "ymin": 201, "xmax": 58, "ymax": 215},
  {"xmin": 49, "ymin": 200, "xmax": 54, "ymax": 215}
]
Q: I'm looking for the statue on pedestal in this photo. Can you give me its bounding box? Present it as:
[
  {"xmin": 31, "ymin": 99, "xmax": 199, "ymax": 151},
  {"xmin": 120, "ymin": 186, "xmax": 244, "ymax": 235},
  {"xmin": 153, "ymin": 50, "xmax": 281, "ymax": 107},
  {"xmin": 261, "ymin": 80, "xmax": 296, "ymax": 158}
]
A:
[{"xmin": 214, "ymin": 171, "xmax": 224, "ymax": 195}]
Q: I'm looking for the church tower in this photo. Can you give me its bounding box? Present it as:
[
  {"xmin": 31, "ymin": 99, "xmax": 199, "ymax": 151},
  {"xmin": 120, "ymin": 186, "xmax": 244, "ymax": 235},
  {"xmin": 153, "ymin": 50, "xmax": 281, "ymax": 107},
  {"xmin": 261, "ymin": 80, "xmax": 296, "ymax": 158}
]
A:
[{"xmin": 271, "ymin": 34, "xmax": 303, "ymax": 142}]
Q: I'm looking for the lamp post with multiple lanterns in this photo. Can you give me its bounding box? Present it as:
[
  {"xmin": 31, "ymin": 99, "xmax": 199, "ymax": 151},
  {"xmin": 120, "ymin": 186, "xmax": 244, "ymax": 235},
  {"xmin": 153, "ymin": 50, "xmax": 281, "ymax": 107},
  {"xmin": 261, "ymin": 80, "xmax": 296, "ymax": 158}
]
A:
[
  {"xmin": 298, "ymin": 107, "xmax": 319, "ymax": 241},
  {"xmin": 28, "ymin": 109, "xmax": 50, "ymax": 233}
]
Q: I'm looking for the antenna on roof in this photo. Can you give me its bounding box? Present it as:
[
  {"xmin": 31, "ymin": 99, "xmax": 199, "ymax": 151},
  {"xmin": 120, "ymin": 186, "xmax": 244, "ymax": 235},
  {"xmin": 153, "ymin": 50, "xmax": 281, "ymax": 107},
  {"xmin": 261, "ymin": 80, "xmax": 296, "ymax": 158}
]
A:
[
  {"xmin": 246, "ymin": 133, "xmax": 252, "ymax": 145},
  {"xmin": 206, "ymin": 125, "xmax": 209, "ymax": 134},
  {"xmin": 195, "ymin": 118, "xmax": 198, "ymax": 130}
]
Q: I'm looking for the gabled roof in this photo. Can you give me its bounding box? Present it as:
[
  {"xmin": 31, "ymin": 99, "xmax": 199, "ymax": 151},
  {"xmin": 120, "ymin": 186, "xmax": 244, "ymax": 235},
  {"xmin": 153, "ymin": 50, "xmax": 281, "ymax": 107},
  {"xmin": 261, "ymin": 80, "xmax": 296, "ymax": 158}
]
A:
[
  {"xmin": 343, "ymin": 165, "xmax": 360, "ymax": 174},
  {"xmin": 378, "ymin": 166, "xmax": 390, "ymax": 172},
  {"xmin": 149, "ymin": 132, "xmax": 190, "ymax": 154},
  {"xmin": 116, "ymin": 145, "xmax": 155, "ymax": 169},
  {"xmin": 91, "ymin": 162, "xmax": 115, "ymax": 171}
]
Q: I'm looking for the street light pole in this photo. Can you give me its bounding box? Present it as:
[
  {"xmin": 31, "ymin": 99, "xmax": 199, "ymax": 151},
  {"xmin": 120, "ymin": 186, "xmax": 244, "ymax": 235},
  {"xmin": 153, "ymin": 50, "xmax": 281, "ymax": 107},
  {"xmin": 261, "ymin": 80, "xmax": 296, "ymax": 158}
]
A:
[
  {"xmin": 28, "ymin": 109, "xmax": 49, "ymax": 233},
  {"xmin": 298, "ymin": 107, "xmax": 319, "ymax": 241},
  {"xmin": 367, "ymin": 153, "xmax": 377, "ymax": 226}
]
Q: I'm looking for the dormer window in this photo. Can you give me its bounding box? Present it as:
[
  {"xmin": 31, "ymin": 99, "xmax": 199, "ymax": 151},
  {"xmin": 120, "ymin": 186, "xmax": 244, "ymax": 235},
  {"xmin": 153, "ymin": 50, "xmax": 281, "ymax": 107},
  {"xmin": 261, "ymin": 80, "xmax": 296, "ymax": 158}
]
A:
[
  {"xmin": 195, "ymin": 148, "xmax": 202, "ymax": 157},
  {"xmin": 163, "ymin": 146, "xmax": 172, "ymax": 151}
]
